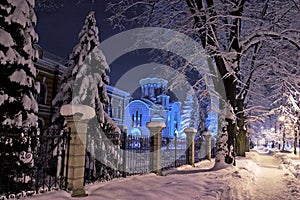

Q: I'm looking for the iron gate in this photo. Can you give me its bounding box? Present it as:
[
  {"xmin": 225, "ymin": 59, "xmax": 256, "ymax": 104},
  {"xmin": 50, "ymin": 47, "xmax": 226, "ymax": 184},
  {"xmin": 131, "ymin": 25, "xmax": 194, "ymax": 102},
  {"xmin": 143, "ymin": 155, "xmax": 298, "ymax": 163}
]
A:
[{"xmin": 124, "ymin": 134, "xmax": 150, "ymax": 175}]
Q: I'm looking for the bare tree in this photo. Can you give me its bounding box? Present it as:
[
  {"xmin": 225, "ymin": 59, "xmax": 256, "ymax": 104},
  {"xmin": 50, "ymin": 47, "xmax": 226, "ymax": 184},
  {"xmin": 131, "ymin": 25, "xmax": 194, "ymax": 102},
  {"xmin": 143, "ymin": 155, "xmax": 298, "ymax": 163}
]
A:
[{"xmin": 107, "ymin": 0, "xmax": 300, "ymax": 167}]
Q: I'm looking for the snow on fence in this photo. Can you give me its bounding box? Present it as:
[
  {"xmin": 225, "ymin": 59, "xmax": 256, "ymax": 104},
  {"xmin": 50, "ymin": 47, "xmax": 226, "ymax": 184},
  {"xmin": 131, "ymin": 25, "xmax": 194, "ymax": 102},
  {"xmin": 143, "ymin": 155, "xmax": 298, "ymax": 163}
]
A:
[
  {"xmin": 84, "ymin": 132, "xmax": 193, "ymax": 185},
  {"xmin": 0, "ymin": 127, "xmax": 71, "ymax": 198}
]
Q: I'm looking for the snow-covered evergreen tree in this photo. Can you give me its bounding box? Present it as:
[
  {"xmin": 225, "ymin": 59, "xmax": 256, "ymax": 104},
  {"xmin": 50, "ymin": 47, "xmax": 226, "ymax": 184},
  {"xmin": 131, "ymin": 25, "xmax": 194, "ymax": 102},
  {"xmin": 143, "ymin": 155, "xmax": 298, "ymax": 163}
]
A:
[
  {"xmin": 52, "ymin": 11, "xmax": 119, "ymax": 132},
  {"xmin": 51, "ymin": 11, "xmax": 121, "ymax": 181},
  {"xmin": 180, "ymin": 94, "xmax": 194, "ymax": 132},
  {"xmin": 0, "ymin": 0, "xmax": 39, "ymax": 193}
]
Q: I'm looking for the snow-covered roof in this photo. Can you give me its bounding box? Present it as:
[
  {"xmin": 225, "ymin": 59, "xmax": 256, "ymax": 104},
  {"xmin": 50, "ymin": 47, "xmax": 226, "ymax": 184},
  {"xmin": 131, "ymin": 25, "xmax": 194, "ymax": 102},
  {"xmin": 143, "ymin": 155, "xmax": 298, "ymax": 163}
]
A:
[
  {"xmin": 140, "ymin": 98, "xmax": 156, "ymax": 106},
  {"xmin": 36, "ymin": 51, "xmax": 67, "ymax": 72},
  {"xmin": 139, "ymin": 78, "xmax": 168, "ymax": 87},
  {"xmin": 106, "ymin": 84, "xmax": 130, "ymax": 97},
  {"xmin": 43, "ymin": 51, "xmax": 67, "ymax": 65}
]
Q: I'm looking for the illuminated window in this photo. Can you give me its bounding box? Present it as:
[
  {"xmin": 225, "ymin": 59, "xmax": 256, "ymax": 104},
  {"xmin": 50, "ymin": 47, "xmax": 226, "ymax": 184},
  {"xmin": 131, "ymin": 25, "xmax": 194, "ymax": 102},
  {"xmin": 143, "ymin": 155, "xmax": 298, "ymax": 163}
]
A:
[
  {"xmin": 132, "ymin": 110, "xmax": 143, "ymax": 127},
  {"xmin": 132, "ymin": 114, "xmax": 134, "ymax": 127},
  {"xmin": 136, "ymin": 111, "xmax": 139, "ymax": 126}
]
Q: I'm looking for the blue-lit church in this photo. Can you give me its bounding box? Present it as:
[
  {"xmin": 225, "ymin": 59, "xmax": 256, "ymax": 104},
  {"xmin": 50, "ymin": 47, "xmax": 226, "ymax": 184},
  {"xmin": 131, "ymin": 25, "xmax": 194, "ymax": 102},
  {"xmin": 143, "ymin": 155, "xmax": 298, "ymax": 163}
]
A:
[{"xmin": 123, "ymin": 78, "xmax": 181, "ymax": 139}]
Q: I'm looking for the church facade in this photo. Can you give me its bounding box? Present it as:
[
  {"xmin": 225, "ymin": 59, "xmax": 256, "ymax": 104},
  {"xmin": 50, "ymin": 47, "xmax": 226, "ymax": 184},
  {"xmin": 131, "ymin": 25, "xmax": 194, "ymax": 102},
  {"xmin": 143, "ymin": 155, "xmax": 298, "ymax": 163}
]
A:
[{"xmin": 124, "ymin": 78, "xmax": 182, "ymax": 139}]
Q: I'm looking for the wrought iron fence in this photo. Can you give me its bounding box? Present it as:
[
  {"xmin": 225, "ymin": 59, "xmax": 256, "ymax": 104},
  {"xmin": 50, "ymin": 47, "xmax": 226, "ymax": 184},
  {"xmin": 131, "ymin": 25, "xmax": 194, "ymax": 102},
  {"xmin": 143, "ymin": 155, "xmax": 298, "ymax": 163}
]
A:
[
  {"xmin": 122, "ymin": 134, "xmax": 187, "ymax": 175},
  {"xmin": 85, "ymin": 131, "xmax": 193, "ymax": 182},
  {"xmin": 124, "ymin": 134, "xmax": 150, "ymax": 175},
  {"xmin": 161, "ymin": 137, "xmax": 187, "ymax": 170},
  {"xmin": 0, "ymin": 127, "xmax": 70, "ymax": 197},
  {"xmin": 35, "ymin": 128, "xmax": 70, "ymax": 192},
  {"xmin": 84, "ymin": 131, "xmax": 123, "ymax": 184},
  {"xmin": 194, "ymin": 139, "xmax": 203, "ymax": 162},
  {"xmin": 1, "ymin": 124, "xmax": 207, "ymax": 197}
]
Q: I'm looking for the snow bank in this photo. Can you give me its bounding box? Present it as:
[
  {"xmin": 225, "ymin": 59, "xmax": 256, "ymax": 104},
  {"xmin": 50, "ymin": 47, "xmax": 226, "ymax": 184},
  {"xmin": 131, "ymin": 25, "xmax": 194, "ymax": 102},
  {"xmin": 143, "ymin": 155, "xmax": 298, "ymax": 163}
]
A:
[{"xmin": 275, "ymin": 152, "xmax": 300, "ymax": 179}]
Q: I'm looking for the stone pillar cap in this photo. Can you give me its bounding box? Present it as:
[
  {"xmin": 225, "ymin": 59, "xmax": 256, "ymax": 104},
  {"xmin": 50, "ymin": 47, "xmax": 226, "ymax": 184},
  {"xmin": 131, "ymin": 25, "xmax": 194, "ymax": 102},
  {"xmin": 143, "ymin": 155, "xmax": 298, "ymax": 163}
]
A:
[
  {"xmin": 184, "ymin": 127, "xmax": 197, "ymax": 133},
  {"xmin": 203, "ymin": 131, "xmax": 212, "ymax": 136},
  {"xmin": 60, "ymin": 104, "xmax": 95, "ymax": 120},
  {"xmin": 118, "ymin": 125, "xmax": 128, "ymax": 130},
  {"xmin": 146, "ymin": 121, "xmax": 166, "ymax": 128}
]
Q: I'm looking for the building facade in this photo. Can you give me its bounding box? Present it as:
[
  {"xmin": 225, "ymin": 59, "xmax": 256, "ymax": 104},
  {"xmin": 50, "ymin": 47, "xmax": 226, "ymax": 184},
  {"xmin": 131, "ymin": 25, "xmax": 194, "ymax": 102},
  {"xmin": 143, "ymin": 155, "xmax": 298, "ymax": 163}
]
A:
[
  {"xmin": 34, "ymin": 47, "xmax": 66, "ymax": 132},
  {"xmin": 105, "ymin": 85, "xmax": 130, "ymax": 127}
]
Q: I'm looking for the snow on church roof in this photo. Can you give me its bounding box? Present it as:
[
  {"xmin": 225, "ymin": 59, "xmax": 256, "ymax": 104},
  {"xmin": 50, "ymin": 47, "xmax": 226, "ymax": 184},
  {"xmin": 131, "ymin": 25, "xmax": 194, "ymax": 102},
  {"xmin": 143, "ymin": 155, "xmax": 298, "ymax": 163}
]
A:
[{"xmin": 139, "ymin": 78, "xmax": 168, "ymax": 87}]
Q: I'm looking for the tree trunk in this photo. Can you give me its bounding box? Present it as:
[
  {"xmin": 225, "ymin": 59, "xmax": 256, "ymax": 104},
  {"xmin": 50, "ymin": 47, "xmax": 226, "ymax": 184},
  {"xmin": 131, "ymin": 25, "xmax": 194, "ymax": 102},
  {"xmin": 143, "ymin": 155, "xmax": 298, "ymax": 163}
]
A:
[
  {"xmin": 223, "ymin": 63, "xmax": 237, "ymax": 165},
  {"xmin": 236, "ymin": 99, "xmax": 247, "ymax": 156},
  {"xmin": 213, "ymin": 57, "xmax": 237, "ymax": 167},
  {"xmin": 294, "ymin": 123, "xmax": 298, "ymax": 155}
]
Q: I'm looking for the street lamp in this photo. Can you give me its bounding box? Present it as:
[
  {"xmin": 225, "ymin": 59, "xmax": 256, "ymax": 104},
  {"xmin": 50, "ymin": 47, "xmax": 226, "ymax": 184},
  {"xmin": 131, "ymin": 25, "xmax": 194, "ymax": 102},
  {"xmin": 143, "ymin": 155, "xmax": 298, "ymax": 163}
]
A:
[
  {"xmin": 278, "ymin": 115, "xmax": 286, "ymax": 151},
  {"xmin": 278, "ymin": 115, "xmax": 285, "ymax": 122},
  {"xmin": 174, "ymin": 129, "xmax": 178, "ymax": 167}
]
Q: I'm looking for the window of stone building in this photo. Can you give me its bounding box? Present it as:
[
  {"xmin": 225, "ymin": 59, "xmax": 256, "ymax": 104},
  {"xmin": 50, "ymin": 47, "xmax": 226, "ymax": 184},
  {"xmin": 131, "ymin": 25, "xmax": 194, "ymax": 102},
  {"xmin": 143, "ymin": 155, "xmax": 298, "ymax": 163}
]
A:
[
  {"xmin": 37, "ymin": 83, "xmax": 47, "ymax": 104},
  {"xmin": 38, "ymin": 118, "xmax": 45, "ymax": 133},
  {"xmin": 118, "ymin": 105, "xmax": 122, "ymax": 120}
]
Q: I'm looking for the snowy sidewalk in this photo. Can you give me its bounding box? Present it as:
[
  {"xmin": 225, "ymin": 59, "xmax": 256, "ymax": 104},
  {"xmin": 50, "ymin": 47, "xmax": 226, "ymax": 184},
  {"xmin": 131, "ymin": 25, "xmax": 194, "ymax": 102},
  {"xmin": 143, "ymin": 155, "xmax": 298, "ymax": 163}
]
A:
[
  {"xmin": 241, "ymin": 150, "xmax": 300, "ymax": 199},
  {"xmin": 28, "ymin": 151, "xmax": 300, "ymax": 200}
]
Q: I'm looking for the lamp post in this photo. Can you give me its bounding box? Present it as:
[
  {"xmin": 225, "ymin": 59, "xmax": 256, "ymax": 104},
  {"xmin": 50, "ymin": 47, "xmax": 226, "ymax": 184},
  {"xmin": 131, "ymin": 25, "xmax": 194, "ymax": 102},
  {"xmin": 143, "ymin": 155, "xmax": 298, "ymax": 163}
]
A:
[
  {"xmin": 174, "ymin": 130, "xmax": 178, "ymax": 167},
  {"xmin": 278, "ymin": 115, "xmax": 286, "ymax": 151}
]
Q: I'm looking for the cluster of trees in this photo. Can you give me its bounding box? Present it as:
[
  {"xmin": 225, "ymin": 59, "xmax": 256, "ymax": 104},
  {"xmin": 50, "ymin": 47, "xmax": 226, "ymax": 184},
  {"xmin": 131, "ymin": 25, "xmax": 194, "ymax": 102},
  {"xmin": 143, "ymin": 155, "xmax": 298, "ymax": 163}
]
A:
[
  {"xmin": 0, "ymin": 0, "xmax": 40, "ymax": 193},
  {"xmin": 0, "ymin": 0, "xmax": 120, "ymax": 193},
  {"xmin": 107, "ymin": 0, "xmax": 300, "ymax": 167}
]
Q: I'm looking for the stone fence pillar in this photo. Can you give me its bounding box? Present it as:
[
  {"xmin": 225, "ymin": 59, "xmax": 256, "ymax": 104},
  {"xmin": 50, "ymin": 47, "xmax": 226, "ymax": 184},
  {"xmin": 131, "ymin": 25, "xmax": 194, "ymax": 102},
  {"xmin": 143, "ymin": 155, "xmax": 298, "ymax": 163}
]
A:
[
  {"xmin": 118, "ymin": 125, "xmax": 128, "ymax": 177},
  {"xmin": 60, "ymin": 104, "xmax": 95, "ymax": 197},
  {"xmin": 203, "ymin": 131, "xmax": 212, "ymax": 161},
  {"xmin": 184, "ymin": 128, "xmax": 197, "ymax": 166},
  {"xmin": 146, "ymin": 115, "xmax": 166, "ymax": 175}
]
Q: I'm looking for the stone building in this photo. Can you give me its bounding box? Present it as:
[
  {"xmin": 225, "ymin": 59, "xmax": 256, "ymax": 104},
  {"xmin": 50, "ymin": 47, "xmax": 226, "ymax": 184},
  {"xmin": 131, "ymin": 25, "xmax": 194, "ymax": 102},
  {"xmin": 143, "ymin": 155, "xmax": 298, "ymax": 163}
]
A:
[
  {"xmin": 105, "ymin": 85, "xmax": 130, "ymax": 127},
  {"xmin": 34, "ymin": 48, "xmax": 130, "ymax": 132},
  {"xmin": 34, "ymin": 47, "xmax": 66, "ymax": 132}
]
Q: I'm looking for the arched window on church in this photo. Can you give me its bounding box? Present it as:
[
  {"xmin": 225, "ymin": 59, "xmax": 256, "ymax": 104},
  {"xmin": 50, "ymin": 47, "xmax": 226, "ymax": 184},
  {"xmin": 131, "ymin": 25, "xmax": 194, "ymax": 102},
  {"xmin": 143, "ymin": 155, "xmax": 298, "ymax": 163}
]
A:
[
  {"xmin": 132, "ymin": 110, "xmax": 143, "ymax": 127},
  {"xmin": 135, "ymin": 111, "xmax": 139, "ymax": 127},
  {"xmin": 37, "ymin": 83, "xmax": 47, "ymax": 104},
  {"xmin": 132, "ymin": 114, "xmax": 135, "ymax": 127}
]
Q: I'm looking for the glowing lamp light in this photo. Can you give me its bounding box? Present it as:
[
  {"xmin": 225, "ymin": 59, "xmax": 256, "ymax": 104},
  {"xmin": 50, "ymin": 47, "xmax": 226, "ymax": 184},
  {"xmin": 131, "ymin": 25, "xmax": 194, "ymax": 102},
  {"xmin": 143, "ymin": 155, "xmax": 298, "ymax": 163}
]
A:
[{"xmin": 278, "ymin": 115, "xmax": 285, "ymax": 122}]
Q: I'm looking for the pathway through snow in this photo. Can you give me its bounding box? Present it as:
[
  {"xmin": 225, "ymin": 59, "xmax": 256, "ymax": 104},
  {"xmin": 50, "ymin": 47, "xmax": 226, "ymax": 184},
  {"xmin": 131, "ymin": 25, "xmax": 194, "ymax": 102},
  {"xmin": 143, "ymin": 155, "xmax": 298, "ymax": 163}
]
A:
[{"xmin": 236, "ymin": 151, "xmax": 300, "ymax": 200}]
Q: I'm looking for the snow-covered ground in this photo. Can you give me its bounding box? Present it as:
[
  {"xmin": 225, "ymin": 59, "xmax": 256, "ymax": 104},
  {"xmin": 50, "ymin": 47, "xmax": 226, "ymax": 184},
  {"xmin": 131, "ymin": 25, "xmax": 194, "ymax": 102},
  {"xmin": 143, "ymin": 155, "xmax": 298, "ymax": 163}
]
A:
[{"xmin": 28, "ymin": 149, "xmax": 300, "ymax": 200}]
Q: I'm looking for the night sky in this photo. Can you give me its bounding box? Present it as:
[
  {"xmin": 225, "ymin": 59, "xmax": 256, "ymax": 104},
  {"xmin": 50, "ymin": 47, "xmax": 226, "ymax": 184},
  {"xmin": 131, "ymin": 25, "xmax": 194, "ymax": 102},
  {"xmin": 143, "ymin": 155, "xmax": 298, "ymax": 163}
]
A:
[
  {"xmin": 35, "ymin": 0, "xmax": 153, "ymax": 94},
  {"xmin": 35, "ymin": 0, "xmax": 116, "ymax": 58}
]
